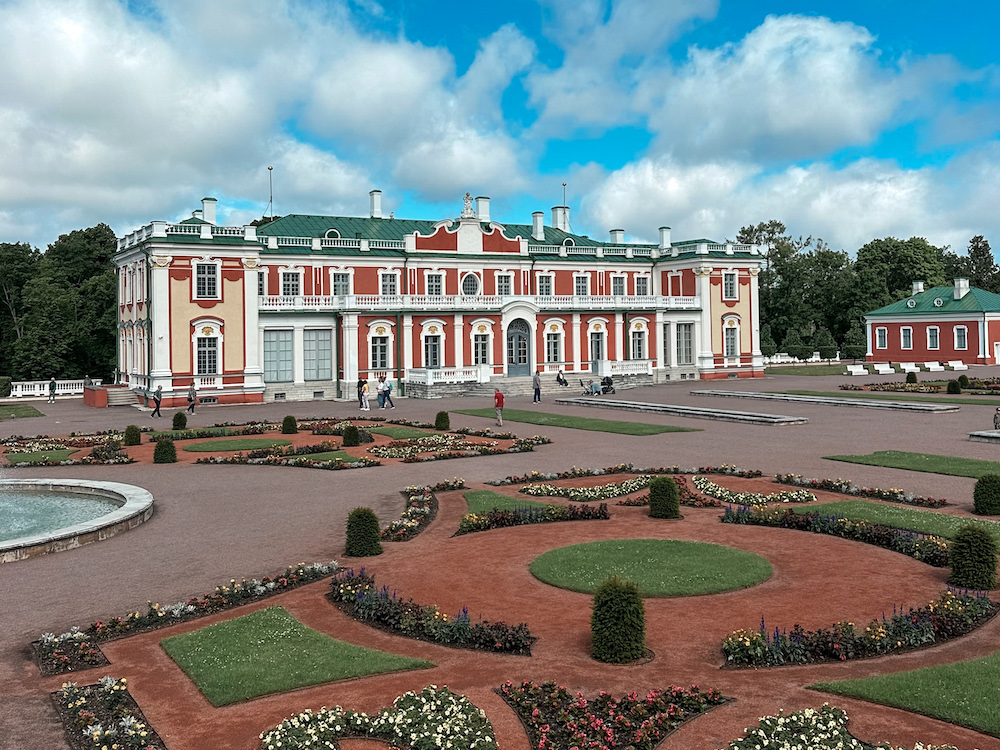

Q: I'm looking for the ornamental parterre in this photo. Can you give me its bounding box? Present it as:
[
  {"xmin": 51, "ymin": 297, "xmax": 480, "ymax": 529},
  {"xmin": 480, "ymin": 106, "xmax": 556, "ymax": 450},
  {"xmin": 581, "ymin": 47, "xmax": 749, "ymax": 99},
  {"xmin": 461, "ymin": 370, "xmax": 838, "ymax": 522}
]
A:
[
  {"xmin": 693, "ymin": 475, "xmax": 816, "ymax": 505},
  {"xmin": 380, "ymin": 485, "xmax": 437, "ymax": 541},
  {"xmin": 519, "ymin": 475, "xmax": 654, "ymax": 501},
  {"xmin": 55, "ymin": 677, "xmax": 165, "ymax": 750},
  {"xmin": 774, "ymin": 473, "xmax": 948, "ymax": 508}
]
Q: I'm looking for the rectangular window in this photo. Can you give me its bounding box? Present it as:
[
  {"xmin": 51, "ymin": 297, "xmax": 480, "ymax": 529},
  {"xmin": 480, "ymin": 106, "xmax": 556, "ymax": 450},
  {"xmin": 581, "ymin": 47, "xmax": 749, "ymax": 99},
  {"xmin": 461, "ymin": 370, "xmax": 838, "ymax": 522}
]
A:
[
  {"xmin": 424, "ymin": 336, "xmax": 441, "ymax": 368},
  {"xmin": 546, "ymin": 332, "xmax": 561, "ymax": 363},
  {"xmin": 371, "ymin": 336, "xmax": 389, "ymax": 370},
  {"xmin": 677, "ymin": 323, "xmax": 693, "ymax": 365},
  {"xmin": 303, "ymin": 330, "xmax": 332, "ymax": 381},
  {"xmin": 257, "ymin": 271, "xmax": 265, "ymax": 296},
  {"xmin": 956, "ymin": 326, "xmax": 968, "ymax": 349},
  {"xmin": 281, "ymin": 272, "xmax": 300, "ymax": 297},
  {"xmin": 473, "ymin": 334, "xmax": 489, "ymax": 365},
  {"xmin": 612, "ymin": 277, "xmax": 625, "ymax": 296},
  {"xmin": 723, "ymin": 272, "xmax": 737, "ymax": 300},
  {"xmin": 662, "ymin": 322, "xmax": 670, "ymax": 366},
  {"xmin": 901, "ymin": 327, "xmax": 912, "ymax": 350},
  {"xmin": 537, "ymin": 275, "xmax": 553, "ymax": 296},
  {"xmin": 426, "ymin": 273, "xmax": 442, "ymax": 296},
  {"xmin": 631, "ymin": 331, "xmax": 646, "ymax": 359},
  {"xmin": 928, "ymin": 327, "xmax": 939, "ymax": 350},
  {"xmin": 876, "ymin": 327, "xmax": 887, "ymax": 349},
  {"xmin": 196, "ymin": 338, "xmax": 218, "ymax": 375},
  {"xmin": 635, "ymin": 276, "xmax": 649, "ymax": 296},
  {"xmin": 195, "ymin": 263, "xmax": 217, "ymax": 299},
  {"xmin": 263, "ymin": 330, "xmax": 293, "ymax": 382},
  {"xmin": 381, "ymin": 274, "xmax": 397, "ymax": 296},
  {"xmin": 724, "ymin": 326, "xmax": 738, "ymax": 357},
  {"xmin": 332, "ymin": 272, "xmax": 350, "ymax": 295},
  {"xmin": 575, "ymin": 276, "xmax": 589, "ymax": 296},
  {"xmin": 496, "ymin": 274, "xmax": 512, "ymax": 296}
]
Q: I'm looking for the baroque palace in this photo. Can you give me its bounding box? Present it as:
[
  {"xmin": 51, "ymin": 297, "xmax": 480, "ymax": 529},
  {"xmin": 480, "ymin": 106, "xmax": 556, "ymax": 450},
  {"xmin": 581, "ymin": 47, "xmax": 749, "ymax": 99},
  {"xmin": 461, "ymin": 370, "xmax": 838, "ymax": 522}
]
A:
[{"xmin": 115, "ymin": 192, "xmax": 765, "ymax": 406}]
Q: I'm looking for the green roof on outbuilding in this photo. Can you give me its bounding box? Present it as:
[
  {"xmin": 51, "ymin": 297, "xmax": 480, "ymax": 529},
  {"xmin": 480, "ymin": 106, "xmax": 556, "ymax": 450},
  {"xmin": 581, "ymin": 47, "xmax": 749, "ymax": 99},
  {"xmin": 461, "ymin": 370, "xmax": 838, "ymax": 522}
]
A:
[
  {"xmin": 255, "ymin": 214, "xmax": 438, "ymax": 240},
  {"xmin": 866, "ymin": 285, "xmax": 1000, "ymax": 316}
]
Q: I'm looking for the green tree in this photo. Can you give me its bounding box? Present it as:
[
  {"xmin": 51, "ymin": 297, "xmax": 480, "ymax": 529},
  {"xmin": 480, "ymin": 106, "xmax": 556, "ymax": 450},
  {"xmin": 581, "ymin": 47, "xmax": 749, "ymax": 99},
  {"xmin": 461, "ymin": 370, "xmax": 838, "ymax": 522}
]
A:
[
  {"xmin": 841, "ymin": 321, "xmax": 867, "ymax": 360},
  {"xmin": 965, "ymin": 236, "xmax": 998, "ymax": 293},
  {"xmin": 11, "ymin": 274, "xmax": 78, "ymax": 378},
  {"xmin": 855, "ymin": 237, "xmax": 948, "ymax": 300},
  {"xmin": 44, "ymin": 224, "xmax": 117, "ymax": 287},
  {"xmin": 759, "ymin": 324, "xmax": 777, "ymax": 357},
  {"xmin": 0, "ymin": 242, "xmax": 41, "ymax": 375},
  {"xmin": 812, "ymin": 328, "xmax": 837, "ymax": 359}
]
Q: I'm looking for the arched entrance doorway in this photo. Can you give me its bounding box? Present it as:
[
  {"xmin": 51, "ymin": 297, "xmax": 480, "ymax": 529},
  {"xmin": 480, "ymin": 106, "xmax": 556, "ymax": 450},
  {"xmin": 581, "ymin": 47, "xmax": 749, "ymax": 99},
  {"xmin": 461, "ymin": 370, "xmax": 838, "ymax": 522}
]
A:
[{"xmin": 506, "ymin": 319, "xmax": 531, "ymax": 376}]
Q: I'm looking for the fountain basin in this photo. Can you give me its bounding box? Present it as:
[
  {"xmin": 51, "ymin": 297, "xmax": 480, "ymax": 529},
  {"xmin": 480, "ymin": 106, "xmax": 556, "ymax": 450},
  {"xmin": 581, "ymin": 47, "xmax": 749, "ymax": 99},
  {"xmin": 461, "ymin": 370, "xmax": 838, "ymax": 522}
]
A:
[{"xmin": 0, "ymin": 479, "xmax": 154, "ymax": 563}]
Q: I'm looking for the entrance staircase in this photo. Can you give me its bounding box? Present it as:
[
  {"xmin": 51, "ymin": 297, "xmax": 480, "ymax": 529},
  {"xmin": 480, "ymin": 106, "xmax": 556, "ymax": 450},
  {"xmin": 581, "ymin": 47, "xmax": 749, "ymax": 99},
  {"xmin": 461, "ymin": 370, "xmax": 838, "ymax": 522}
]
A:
[{"xmin": 106, "ymin": 388, "xmax": 140, "ymax": 407}]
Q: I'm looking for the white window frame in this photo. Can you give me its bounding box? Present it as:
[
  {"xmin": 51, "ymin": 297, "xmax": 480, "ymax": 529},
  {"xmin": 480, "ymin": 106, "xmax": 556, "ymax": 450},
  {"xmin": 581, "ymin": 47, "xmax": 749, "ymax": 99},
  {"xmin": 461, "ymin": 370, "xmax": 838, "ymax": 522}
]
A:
[
  {"xmin": 901, "ymin": 326, "xmax": 913, "ymax": 350},
  {"xmin": 635, "ymin": 275, "xmax": 649, "ymax": 297},
  {"xmin": 330, "ymin": 269, "xmax": 353, "ymax": 296},
  {"xmin": 281, "ymin": 269, "xmax": 302, "ymax": 297},
  {"xmin": 536, "ymin": 273, "xmax": 554, "ymax": 297},
  {"xmin": 677, "ymin": 322, "xmax": 694, "ymax": 365},
  {"xmin": 262, "ymin": 329, "xmax": 293, "ymax": 383},
  {"xmin": 875, "ymin": 327, "xmax": 888, "ymax": 349},
  {"xmin": 495, "ymin": 272, "xmax": 513, "ymax": 297},
  {"xmin": 461, "ymin": 272, "xmax": 481, "ymax": 296},
  {"xmin": 425, "ymin": 271, "xmax": 444, "ymax": 297},
  {"xmin": 542, "ymin": 319, "xmax": 565, "ymax": 364},
  {"xmin": 366, "ymin": 320, "xmax": 395, "ymax": 371},
  {"xmin": 574, "ymin": 274, "xmax": 590, "ymax": 297},
  {"xmin": 661, "ymin": 322, "xmax": 671, "ymax": 367},
  {"xmin": 303, "ymin": 329, "xmax": 333, "ymax": 381},
  {"xmin": 419, "ymin": 319, "xmax": 447, "ymax": 368},
  {"xmin": 611, "ymin": 275, "xmax": 626, "ymax": 297},
  {"xmin": 955, "ymin": 325, "xmax": 968, "ymax": 350},
  {"xmin": 257, "ymin": 270, "xmax": 266, "ymax": 297},
  {"xmin": 194, "ymin": 259, "xmax": 221, "ymax": 300},
  {"xmin": 379, "ymin": 270, "xmax": 400, "ymax": 297},
  {"xmin": 722, "ymin": 271, "xmax": 738, "ymax": 301},
  {"xmin": 469, "ymin": 319, "xmax": 494, "ymax": 366},
  {"xmin": 927, "ymin": 326, "xmax": 940, "ymax": 350}
]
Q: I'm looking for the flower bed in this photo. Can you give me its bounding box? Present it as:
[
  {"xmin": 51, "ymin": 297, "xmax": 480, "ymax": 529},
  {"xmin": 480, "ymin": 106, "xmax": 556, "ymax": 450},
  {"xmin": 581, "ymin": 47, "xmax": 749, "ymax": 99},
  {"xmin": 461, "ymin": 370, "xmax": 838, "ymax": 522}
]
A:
[
  {"xmin": 366, "ymin": 433, "xmax": 550, "ymax": 462},
  {"xmin": 309, "ymin": 420, "xmax": 374, "ymax": 442},
  {"xmin": 34, "ymin": 562, "xmax": 336, "ymax": 675},
  {"xmin": 721, "ymin": 506, "xmax": 950, "ymax": 566},
  {"xmin": 497, "ymin": 680, "xmax": 727, "ymax": 750},
  {"xmin": 148, "ymin": 423, "xmax": 273, "ymax": 442},
  {"xmin": 195, "ymin": 442, "xmax": 380, "ymax": 470},
  {"xmin": 457, "ymin": 502, "xmax": 610, "ymax": 535},
  {"xmin": 260, "ymin": 685, "xmax": 496, "ymax": 750},
  {"xmin": 775, "ymin": 473, "xmax": 948, "ymax": 507},
  {"xmin": 2, "ymin": 435, "xmax": 135, "ymax": 466},
  {"xmin": 381, "ymin": 486, "xmax": 438, "ymax": 541},
  {"xmin": 328, "ymin": 569, "xmax": 535, "ymax": 654},
  {"xmin": 723, "ymin": 589, "xmax": 997, "ymax": 667},
  {"xmin": 693, "ymin": 475, "xmax": 815, "ymax": 505},
  {"xmin": 486, "ymin": 462, "xmax": 762, "ymax": 486},
  {"xmin": 55, "ymin": 677, "xmax": 166, "ymax": 750},
  {"xmin": 839, "ymin": 382, "xmax": 945, "ymax": 393},
  {"xmin": 519, "ymin": 475, "xmax": 652, "ymax": 501},
  {"xmin": 616, "ymin": 475, "xmax": 722, "ymax": 507}
]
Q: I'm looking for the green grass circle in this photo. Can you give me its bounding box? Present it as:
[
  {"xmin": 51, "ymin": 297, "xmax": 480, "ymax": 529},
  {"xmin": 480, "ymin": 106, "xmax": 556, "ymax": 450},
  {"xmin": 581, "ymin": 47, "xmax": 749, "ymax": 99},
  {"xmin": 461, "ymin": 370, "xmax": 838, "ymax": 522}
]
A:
[
  {"xmin": 529, "ymin": 539, "xmax": 772, "ymax": 596},
  {"xmin": 182, "ymin": 438, "xmax": 292, "ymax": 452}
]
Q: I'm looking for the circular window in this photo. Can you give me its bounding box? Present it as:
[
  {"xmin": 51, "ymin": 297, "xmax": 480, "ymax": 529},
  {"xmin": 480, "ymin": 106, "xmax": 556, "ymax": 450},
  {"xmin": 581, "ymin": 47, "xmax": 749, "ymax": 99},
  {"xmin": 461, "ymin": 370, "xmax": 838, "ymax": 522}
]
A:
[
  {"xmin": 934, "ymin": 298, "xmax": 944, "ymax": 307},
  {"xmin": 906, "ymin": 299, "xmax": 916, "ymax": 308},
  {"xmin": 461, "ymin": 274, "xmax": 480, "ymax": 296}
]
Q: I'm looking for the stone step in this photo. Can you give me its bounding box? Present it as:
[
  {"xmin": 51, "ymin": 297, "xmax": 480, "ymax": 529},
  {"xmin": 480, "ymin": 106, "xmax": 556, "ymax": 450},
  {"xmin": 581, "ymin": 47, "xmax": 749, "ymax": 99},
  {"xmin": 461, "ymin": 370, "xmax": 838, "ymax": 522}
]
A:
[
  {"xmin": 553, "ymin": 397, "xmax": 808, "ymax": 425},
  {"xmin": 105, "ymin": 389, "xmax": 140, "ymax": 406},
  {"xmin": 692, "ymin": 390, "xmax": 960, "ymax": 413}
]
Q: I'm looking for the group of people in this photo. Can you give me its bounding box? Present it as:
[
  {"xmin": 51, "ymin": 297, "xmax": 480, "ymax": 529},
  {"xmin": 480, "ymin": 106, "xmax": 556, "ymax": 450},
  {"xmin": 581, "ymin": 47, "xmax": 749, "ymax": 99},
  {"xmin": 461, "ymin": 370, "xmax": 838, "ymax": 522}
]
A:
[{"xmin": 356, "ymin": 375, "xmax": 395, "ymax": 411}]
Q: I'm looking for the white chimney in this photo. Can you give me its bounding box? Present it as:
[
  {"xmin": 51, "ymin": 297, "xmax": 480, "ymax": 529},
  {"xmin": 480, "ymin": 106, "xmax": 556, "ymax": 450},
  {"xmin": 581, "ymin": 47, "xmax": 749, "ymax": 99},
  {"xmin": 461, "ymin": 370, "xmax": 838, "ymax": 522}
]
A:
[
  {"xmin": 192, "ymin": 210, "xmax": 203, "ymax": 221},
  {"xmin": 954, "ymin": 277, "xmax": 970, "ymax": 300},
  {"xmin": 475, "ymin": 196, "xmax": 490, "ymax": 222},
  {"xmin": 532, "ymin": 211, "xmax": 545, "ymax": 241},
  {"xmin": 551, "ymin": 206, "xmax": 570, "ymax": 232},
  {"xmin": 912, "ymin": 280, "xmax": 925, "ymax": 296},
  {"xmin": 201, "ymin": 197, "xmax": 217, "ymax": 225},
  {"xmin": 609, "ymin": 229, "xmax": 624, "ymax": 244},
  {"xmin": 659, "ymin": 226, "xmax": 671, "ymax": 249},
  {"xmin": 370, "ymin": 190, "xmax": 383, "ymax": 219}
]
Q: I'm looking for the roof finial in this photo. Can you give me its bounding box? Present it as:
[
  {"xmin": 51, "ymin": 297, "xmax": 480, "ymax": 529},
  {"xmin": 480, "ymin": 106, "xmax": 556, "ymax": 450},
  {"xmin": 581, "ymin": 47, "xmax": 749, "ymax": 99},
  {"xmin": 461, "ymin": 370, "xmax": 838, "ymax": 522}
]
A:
[{"xmin": 461, "ymin": 192, "xmax": 475, "ymax": 219}]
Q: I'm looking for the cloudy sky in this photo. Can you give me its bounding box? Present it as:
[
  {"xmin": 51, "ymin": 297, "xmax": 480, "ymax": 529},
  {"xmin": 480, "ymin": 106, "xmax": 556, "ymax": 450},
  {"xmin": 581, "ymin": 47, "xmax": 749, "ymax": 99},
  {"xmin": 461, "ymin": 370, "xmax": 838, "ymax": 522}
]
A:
[{"xmin": 1, "ymin": 0, "xmax": 998, "ymax": 253}]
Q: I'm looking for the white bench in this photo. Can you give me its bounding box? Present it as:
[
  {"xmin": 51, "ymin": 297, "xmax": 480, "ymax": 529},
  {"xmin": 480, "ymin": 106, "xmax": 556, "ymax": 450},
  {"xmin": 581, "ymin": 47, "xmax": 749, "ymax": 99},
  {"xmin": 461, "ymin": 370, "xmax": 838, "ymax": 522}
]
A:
[
  {"xmin": 947, "ymin": 360, "xmax": 969, "ymax": 371},
  {"xmin": 844, "ymin": 364, "xmax": 868, "ymax": 376},
  {"xmin": 899, "ymin": 362, "xmax": 920, "ymax": 373},
  {"xmin": 923, "ymin": 361, "xmax": 945, "ymax": 372},
  {"xmin": 873, "ymin": 363, "xmax": 895, "ymax": 375}
]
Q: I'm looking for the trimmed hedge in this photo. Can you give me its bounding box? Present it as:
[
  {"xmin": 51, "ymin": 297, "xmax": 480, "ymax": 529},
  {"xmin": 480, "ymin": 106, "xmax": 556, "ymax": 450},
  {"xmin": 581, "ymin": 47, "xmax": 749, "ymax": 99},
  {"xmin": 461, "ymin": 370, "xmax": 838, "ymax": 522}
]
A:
[
  {"xmin": 281, "ymin": 415, "xmax": 298, "ymax": 434},
  {"xmin": 949, "ymin": 525, "xmax": 998, "ymax": 590},
  {"xmin": 435, "ymin": 411, "xmax": 450, "ymax": 430},
  {"xmin": 947, "ymin": 379, "xmax": 961, "ymax": 394},
  {"xmin": 591, "ymin": 576, "xmax": 645, "ymax": 663},
  {"xmin": 342, "ymin": 424, "xmax": 360, "ymax": 447},
  {"xmin": 974, "ymin": 474, "xmax": 1000, "ymax": 515},
  {"xmin": 959, "ymin": 373, "xmax": 971, "ymax": 388},
  {"xmin": 344, "ymin": 507, "xmax": 383, "ymax": 557},
  {"xmin": 648, "ymin": 477, "xmax": 680, "ymax": 519},
  {"xmin": 0, "ymin": 376, "xmax": 11, "ymax": 398},
  {"xmin": 153, "ymin": 437, "xmax": 177, "ymax": 464},
  {"xmin": 122, "ymin": 425, "xmax": 142, "ymax": 446},
  {"xmin": 905, "ymin": 371, "xmax": 918, "ymax": 384},
  {"xmin": 172, "ymin": 412, "xmax": 187, "ymax": 430}
]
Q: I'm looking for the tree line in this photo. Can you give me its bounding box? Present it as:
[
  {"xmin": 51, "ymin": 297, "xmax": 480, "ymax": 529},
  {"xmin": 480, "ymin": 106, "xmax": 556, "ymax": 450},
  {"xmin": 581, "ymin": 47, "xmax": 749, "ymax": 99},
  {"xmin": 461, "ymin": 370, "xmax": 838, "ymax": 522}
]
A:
[
  {"xmin": 0, "ymin": 225, "xmax": 117, "ymax": 382},
  {"xmin": 736, "ymin": 221, "xmax": 997, "ymax": 360}
]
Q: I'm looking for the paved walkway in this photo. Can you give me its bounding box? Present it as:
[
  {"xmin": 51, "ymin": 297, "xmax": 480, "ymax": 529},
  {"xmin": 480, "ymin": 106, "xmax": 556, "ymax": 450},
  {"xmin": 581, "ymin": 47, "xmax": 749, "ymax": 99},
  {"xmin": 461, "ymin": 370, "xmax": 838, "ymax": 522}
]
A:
[
  {"xmin": 3, "ymin": 370, "xmax": 1000, "ymax": 749},
  {"xmin": 692, "ymin": 389, "xmax": 962, "ymax": 412}
]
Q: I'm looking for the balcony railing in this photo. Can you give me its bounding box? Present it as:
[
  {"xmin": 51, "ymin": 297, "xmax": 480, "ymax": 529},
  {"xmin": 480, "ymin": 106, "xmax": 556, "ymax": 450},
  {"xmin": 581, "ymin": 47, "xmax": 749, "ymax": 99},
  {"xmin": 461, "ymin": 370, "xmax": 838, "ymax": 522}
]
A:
[{"xmin": 259, "ymin": 294, "xmax": 699, "ymax": 312}]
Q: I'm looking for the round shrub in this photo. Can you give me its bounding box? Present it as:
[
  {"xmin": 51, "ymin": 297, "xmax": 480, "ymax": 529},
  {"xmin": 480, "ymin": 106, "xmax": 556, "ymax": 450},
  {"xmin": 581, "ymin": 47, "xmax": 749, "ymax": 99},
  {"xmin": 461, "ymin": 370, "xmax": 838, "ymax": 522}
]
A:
[
  {"xmin": 344, "ymin": 507, "xmax": 383, "ymax": 557},
  {"xmin": 974, "ymin": 474, "xmax": 1000, "ymax": 515},
  {"xmin": 435, "ymin": 411, "xmax": 451, "ymax": 431},
  {"xmin": 172, "ymin": 411, "xmax": 187, "ymax": 430},
  {"xmin": 959, "ymin": 373, "xmax": 970, "ymax": 388},
  {"xmin": 153, "ymin": 437, "xmax": 177, "ymax": 464},
  {"xmin": 281, "ymin": 415, "xmax": 298, "ymax": 434},
  {"xmin": 648, "ymin": 477, "xmax": 681, "ymax": 519},
  {"xmin": 947, "ymin": 380, "xmax": 961, "ymax": 394},
  {"xmin": 122, "ymin": 425, "xmax": 142, "ymax": 446},
  {"xmin": 949, "ymin": 525, "xmax": 997, "ymax": 590},
  {"xmin": 342, "ymin": 424, "xmax": 360, "ymax": 447},
  {"xmin": 905, "ymin": 371, "xmax": 917, "ymax": 384},
  {"xmin": 591, "ymin": 576, "xmax": 645, "ymax": 663}
]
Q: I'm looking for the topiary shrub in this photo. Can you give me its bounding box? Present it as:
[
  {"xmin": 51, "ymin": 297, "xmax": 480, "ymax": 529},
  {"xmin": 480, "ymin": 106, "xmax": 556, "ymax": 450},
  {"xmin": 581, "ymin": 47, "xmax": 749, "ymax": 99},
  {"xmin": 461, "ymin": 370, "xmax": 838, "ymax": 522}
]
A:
[
  {"xmin": 591, "ymin": 576, "xmax": 645, "ymax": 663},
  {"xmin": 123, "ymin": 425, "xmax": 142, "ymax": 446},
  {"xmin": 435, "ymin": 411, "xmax": 450, "ymax": 431},
  {"xmin": 172, "ymin": 411, "xmax": 187, "ymax": 430},
  {"xmin": 344, "ymin": 507, "xmax": 383, "ymax": 557},
  {"xmin": 342, "ymin": 424, "xmax": 360, "ymax": 447},
  {"xmin": 281, "ymin": 415, "xmax": 298, "ymax": 434},
  {"xmin": 905, "ymin": 371, "xmax": 918, "ymax": 384},
  {"xmin": 947, "ymin": 380, "xmax": 961, "ymax": 394},
  {"xmin": 974, "ymin": 474, "xmax": 1000, "ymax": 515},
  {"xmin": 949, "ymin": 525, "xmax": 998, "ymax": 590},
  {"xmin": 959, "ymin": 373, "xmax": 970, "ymax": 388},
  {"xmin": 0, "ymin": 376, "xmax": 11, "ymax": 398},
  {"xmin": 648, "ymin": 477, "xmax": 681, "ymax": 519},
  {"xmin": 153, "ymin": 437, "xmax": 177, "ymax": 464}
]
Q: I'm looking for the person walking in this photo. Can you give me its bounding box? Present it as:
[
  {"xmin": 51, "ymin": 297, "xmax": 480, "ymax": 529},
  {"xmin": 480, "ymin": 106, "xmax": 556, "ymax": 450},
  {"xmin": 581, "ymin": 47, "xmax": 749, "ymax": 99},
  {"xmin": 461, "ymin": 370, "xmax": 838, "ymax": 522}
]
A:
[
  {"xmin": 382, "ymin": 377, "xmax": 395, "ymax": 409},
  {"xmin": 186, "ymin": 381, "xmax": 197, "ymax": 414},
  {"xmin": 494, "ymin": 388, "xmax": 504, "ymax": 427},
  {"xmin": 47, "ymin": 377, "xmax": 57, "ymax": 403},
  {"xmin": 357, "ymin": 376, "xmax": 366, "ymax": 409},
  {"xmin": 376, "ymin": 377, "xmax": 387, "ymax": 409},
  {"xmin": 360, "ymin": 379, "xmax": 371, "ymax": 411},
  {"xmin": 151, "ymin": 386, "xmax": 163, "ymax": 418},
  {"xmin": 532, "ymin": 370, "xmax": 542, "ymax": 403}
]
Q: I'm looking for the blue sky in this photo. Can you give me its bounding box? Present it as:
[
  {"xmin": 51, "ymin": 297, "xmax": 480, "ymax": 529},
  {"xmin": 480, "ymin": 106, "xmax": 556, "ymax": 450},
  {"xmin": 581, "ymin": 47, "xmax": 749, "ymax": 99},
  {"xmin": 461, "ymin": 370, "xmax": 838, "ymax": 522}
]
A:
[{"xmin": 1, "ymin": 0, "xmax": 998, "ymax": 253}]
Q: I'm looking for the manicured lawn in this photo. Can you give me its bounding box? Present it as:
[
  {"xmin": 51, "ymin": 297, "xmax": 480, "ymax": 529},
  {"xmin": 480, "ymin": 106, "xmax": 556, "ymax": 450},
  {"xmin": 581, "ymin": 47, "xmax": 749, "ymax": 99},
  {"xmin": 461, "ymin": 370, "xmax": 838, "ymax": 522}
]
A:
[
  {"xmin": 764, "ymin": 364, "xmax": 852, "ymax": 376},
  {"xmin": 150, "ymin": 426, "xmax": 235, "ymax": 439},
  {"xmin": 464, "ymin": 490, "xmax": 549, "ymax": 514},
  {"xmin": 0, "ymin": 404, "xmax": 44, "ymax": 420},
  {"xmin": 182, "ymin": 438, "xmax": 292, "ymax": 452},
  {"xmin": 529, "ymin": 539, "xmax": 772, "ymax": 596},
  {"xmin": 454, "ymin": 408, "xmax": 699, "ymax": 435},
  {"xmin": 160, "ymin": 607, "xmax": 432, "ymax": 706},
  {"xmin": 368, "ymin": 426, "xmax": 436, "ymax": 439},
  {"xmin": 824, "ymin": 450, "xmax": 1000, "ymax": 478},
  {"xmin": 4, "ymin": 449, "xmax": 77, "ymax": 464},
  {"xmin": 812, "ymin": 650, "xmax": 1000, "ymax": 737},
  {"xmin": 295, "ymin": 450, "xmax": 355, "ymax": 462},
  {"xmin": 792, "ymin": 500, "xmax": 1000, "ymax": 544},
  {"xmin": 780, "ymin": 389, "xmax": 1000, "ymax": 407}
]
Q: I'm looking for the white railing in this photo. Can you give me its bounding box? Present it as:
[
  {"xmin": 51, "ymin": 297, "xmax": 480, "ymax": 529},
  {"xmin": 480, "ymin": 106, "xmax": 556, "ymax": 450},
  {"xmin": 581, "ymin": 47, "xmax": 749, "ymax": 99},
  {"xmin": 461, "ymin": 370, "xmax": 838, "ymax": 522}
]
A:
[
  {"xmin": 9, "ymin": 379, "xmax": 104, "ymax": 398},
  {"xmin": 406, "ymin": 366, "xmax": 491, "ymax": 385},
  {"xmin": 166, "ymin": 223, "xmax": 201, "ymax": 234},
  {"xmin": 321, "ymin": 238, "xmax": 362, "ymax": 248},
  {"xmin": 259, "ymin": 294, "xmax": 700, "ymax": 312},
  {"xmin": 603, "ymin": 359, "xmax": 654, "ymax": 376},
  {"xmin": 369, "ymin": 240, "xmax": 406, "ymax": 249}
]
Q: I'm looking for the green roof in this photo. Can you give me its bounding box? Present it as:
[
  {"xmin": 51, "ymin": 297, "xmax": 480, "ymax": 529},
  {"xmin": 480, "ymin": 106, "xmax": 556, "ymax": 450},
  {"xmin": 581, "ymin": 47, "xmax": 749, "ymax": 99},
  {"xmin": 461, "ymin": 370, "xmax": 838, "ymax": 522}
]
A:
[
  {"xmin": 866, "ymin": 285, "xmax": 1000, "ymax": 316},
  {"xmin": 256, "ymin": 214, "xmax": 438, "ymax": 241}
]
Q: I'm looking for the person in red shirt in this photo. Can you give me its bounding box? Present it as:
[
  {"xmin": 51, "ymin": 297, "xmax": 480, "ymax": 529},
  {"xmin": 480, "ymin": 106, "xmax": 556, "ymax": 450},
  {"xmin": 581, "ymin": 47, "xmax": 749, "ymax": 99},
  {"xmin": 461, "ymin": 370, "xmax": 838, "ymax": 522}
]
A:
[{"xmin": 494, "ymin": 388, "xmax": 504, "ymax": 427}]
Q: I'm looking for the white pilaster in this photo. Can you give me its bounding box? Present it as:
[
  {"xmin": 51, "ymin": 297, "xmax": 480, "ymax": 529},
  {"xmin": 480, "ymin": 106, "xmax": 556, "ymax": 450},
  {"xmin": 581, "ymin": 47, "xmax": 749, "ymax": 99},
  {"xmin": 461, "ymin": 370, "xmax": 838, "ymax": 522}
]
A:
[
  {"xmin": 695, "ymin": 266, "xmax": 715, "ymax": 373},
  {"xmin": 293, "ymin": 326, "xmax": 305, "ymax": 384},
  {"xmin": 403, "ymin": 314, "xmax": 414, "ymax": 372},
  {"xmin": 572, "ymin": 313, "xmax": 582, "ymax": 372},
  {"xmin": 654, "ymin": 311, "xmax": 665, "ymax": 367},
  {"xmin": 614, "ymin": 313, "xmax": 624, "ymax": 361},
  {"xmin": 748, "ymin": 266, "xmax": 763, "ymax": 369},
  {"xmin": 343, "ymin": 313, "xmax": 359, "ymax": 382},
  {"xmin": 242, "ymin": 260, "xmax": 263, "ymax": 386},
  {"xmin": 454, "ymin": 314, "xmax": 464, "ymax": 367},
  {"xmin": 865, "ymin": 320, "xmax": 873, "ymax": 357},
  {"xmin": 149, "ymin": 256, "xmax": 174, "ymax": 385}
]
